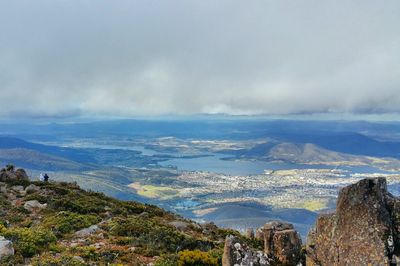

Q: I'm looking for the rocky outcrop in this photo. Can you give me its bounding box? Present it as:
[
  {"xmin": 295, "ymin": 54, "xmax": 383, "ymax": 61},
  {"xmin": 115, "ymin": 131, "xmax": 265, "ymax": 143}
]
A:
[
  {"xmin": 255, "ymin": 228, "xmax": 264, "ymax": 240},
  {"xmin": 0, "ymin": 236, "xmax": 14, "ymax": 259},
  {"xmin": 306, "ymin": 177, "xmax": 400, "ymax": 265},
  {"xmin": 222, "ymin": 221, "xmax": 302, "ymax": 266},
  {"xmin": 263, "ymin": 221, "xmax": 302, "ymax": 265},
  {"xmin": 0, "ymin": 167, "xmax": 29, "ymax": 182},
  {"xmin": 222, "ymin": 235, "xmax": 270, "ymax": 266},
  {"xmin": 245, "ymin": 228, "xmax": 255, "ymax": 239}
]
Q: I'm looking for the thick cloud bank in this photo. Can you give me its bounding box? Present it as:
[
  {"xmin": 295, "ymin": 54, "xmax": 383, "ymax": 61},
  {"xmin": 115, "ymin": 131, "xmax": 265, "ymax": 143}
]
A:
[{"xmin": 0, "ymin": 0, "xmax": 399, "ymax": 117}]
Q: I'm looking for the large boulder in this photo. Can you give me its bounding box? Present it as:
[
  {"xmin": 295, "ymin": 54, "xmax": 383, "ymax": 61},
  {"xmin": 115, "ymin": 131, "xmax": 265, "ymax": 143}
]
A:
[
  {"xmin": 306, "ymin": 177, "xmax": 400, "ymax": 265},
  {"xmin": 0, "ymin": 236, "xmax": 14, "ymax": 259},
  {"xmin": 222, "ymin": 235, "xmax": 270, "ymax": 266},
  {"xmin": 25, "ymin": 184, "xmax": 40, "ymax": 194},
  {"xmin": 263, "ymin": 221, "xmax": 302, "ymax": 265},
  {"xmin": 23, "ymin": 200, "xmax": 47, "ymax": 212},
  {"xmin": 74, "ymin": 225, "xmax": 100, "ymax": 237},
  {"xmin": 14, "ymin": 169, "xmax": 29, "ymax": 180}
]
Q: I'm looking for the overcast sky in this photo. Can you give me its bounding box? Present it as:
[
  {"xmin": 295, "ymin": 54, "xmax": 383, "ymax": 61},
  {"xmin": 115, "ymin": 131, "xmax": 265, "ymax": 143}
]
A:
[{"xmin": 0, "ymin": 0, "xmax": 399, "ymax": 118}]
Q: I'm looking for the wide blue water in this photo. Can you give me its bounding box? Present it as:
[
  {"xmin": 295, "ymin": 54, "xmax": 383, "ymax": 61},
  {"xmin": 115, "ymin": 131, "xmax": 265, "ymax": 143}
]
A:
[
  {"xmin": 52, "ymin": 140, "xmax": 397, "ymax": 176},
  {"xmin": 158, "ymin": 153, "xmax": 396, "ymax": 176},
  {"xmin": 159, "ymin": 154, "xmax": 330, "ymax": 175}
]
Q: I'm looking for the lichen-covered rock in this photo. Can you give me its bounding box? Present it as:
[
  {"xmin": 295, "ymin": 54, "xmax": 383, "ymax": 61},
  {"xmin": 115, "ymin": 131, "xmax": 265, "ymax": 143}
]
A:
[
  {"xmin": 222, "ymin": 235, "xmax": 270, "ymax": 266},
  {"xmin": 306, "ymin": 177, "xmax": 399, "ymax": 265},
  {"xmin": 263, "ymin": 221, "xmax": 302, "ymax": 265}
]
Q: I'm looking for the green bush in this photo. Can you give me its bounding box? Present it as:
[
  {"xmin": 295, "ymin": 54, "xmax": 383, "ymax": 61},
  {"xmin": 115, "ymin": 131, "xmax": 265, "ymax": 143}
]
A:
[
  {"xmin": 4, "ymin": 178, "xmax": 30, "ymax": 187},
  {"xmin": 1, "ymin": 226, "xmax": 56, "ymax": 257},
  {"xmin": 31, "ymin": 255, "xmax": 86, "ymax": 266},
  {"xmin": 43, "ymin": 211, "xmax": 100, "ymax": 236},
  {"xmin": 51, "ymin": 195, "xmax": 106, "ymax": 214},
  {"xmin": 154, "ymin": 254, "xmax": 179, "ymax": 266},
  {"xmin": 75, "ymin": 246, "xmax": 98, "ymax": 260},
  {"xmin": 6, "ymin": 164, "xmax": 14, "ymax": 171},
  {"xmin": 108, "ymin": 217, "xmax": 207, "ymax": 255},
  {"xmin": 177, "ymin": 250, "xmax": 218, "ymax": 266},
  {"xmin": 24, "ymin": 193, "xmax": 49, "ymax": 204}
]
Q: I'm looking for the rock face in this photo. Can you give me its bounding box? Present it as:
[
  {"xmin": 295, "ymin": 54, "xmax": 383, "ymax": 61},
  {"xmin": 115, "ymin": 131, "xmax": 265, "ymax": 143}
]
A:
[
  {"xmin": 306, "ymin": 177, "xmax": 400, "ymax": 265},
  {"xmin": 222, "ymin": 235, "xmax": 270, "ymax": 266},
  {"xmin": 263, "ymin": 222, "xmax": 302, "ymax": 265},
  {"xmin": 0, "ymin": 236, "xmax": 14, "ymax": 259},
  {"xmin": 245, "ymin": 228, "xmax": 255, "ymax": 239}
]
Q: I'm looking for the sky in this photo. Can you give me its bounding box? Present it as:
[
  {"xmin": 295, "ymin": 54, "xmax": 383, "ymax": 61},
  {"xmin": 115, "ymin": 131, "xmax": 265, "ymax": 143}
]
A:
[{"xmin": 0, "ymin": 0, "xmax": 399, "ymax": 118}]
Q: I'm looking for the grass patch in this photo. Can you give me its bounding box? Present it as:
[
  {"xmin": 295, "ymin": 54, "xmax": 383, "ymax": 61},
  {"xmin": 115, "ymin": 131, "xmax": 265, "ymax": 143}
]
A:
[
  {"xmin": 129, "ymin": 182, "xmax": 179, "ymax": 199},
  {"xmin": 297, "ymin": 199, "xmax": 328, "ymax": 211}
]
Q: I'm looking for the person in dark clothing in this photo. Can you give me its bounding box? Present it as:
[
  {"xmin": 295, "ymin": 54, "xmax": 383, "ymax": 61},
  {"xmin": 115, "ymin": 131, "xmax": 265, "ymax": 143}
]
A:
[{"xmin": 44, "ymin": 173, "xmax": 49, "ymax": 182}]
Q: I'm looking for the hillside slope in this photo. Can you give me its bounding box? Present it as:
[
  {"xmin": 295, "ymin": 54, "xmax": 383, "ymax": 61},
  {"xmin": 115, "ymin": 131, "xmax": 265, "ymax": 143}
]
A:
[{"xmin": 0, "ymin": 167, "xmax": 260, "ymax": 266}]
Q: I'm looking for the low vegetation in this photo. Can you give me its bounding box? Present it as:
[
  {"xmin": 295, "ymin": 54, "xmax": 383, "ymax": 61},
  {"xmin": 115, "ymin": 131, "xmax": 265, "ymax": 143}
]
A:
[{"xmin": 0, "ymin": 168, "xmax": 258, "ymax": 265}]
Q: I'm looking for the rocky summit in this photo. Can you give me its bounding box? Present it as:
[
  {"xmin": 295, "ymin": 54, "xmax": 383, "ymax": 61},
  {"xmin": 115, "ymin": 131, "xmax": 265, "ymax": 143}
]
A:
[{"xmin": 306, "ymin": 177, "xmax": 400, "ymax": 265}]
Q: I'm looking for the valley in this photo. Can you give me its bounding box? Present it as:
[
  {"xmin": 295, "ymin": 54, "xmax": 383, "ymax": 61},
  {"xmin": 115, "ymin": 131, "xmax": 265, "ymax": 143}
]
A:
[{"xmin": 1, "ymin": 119, "xmax": 400, "ymax": 238}]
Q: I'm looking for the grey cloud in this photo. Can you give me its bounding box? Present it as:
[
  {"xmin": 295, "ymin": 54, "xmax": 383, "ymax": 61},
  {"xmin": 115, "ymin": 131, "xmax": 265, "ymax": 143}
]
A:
[{"xmin": 0, "ymin": 0, "xmax": 399, "ymax": 117}]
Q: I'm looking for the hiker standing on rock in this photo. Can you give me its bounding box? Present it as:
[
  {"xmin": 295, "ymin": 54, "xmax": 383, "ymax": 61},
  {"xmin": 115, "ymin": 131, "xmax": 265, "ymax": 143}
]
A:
[
  {"xmin": 44, "ymin": 173, "xmax": 49, "ymax": 182},
  {"xmin": 39, "ymin": 173, "xmax": 45, "ymax": 181}
]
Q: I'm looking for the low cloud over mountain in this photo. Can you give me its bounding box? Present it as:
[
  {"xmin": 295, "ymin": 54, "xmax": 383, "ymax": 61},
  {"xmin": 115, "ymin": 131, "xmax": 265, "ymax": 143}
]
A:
[{"xmin": 1, "ymin": 1, "xmax": 399, "ymax": 117}]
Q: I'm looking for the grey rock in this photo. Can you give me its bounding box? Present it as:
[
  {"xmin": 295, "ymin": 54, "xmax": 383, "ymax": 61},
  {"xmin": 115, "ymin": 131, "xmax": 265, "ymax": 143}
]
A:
[
  {"xmin": 0, "ymin": 236, "xmax": 14, "ymax": 259},
  {"xmin": 75, "ymin": 225, "xmax": 100, "ymax": 237},
  {"xmin": 23, "ymin": 200, "xmax": 47, "ymax": 212},
  {"xmin": 25, "ymin": 184, "xmax": 40, "ymax": 193},
  {"xmin": 222, "ymin": 235, "xmax": 270, "ymax": 266},
  {"xmin": 11, "ymin": 185, "xmax": 24, "ymax": 192},
  {"xmin": 168, "ymin": 221, "xmax": 190, "ymax": 231}
]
